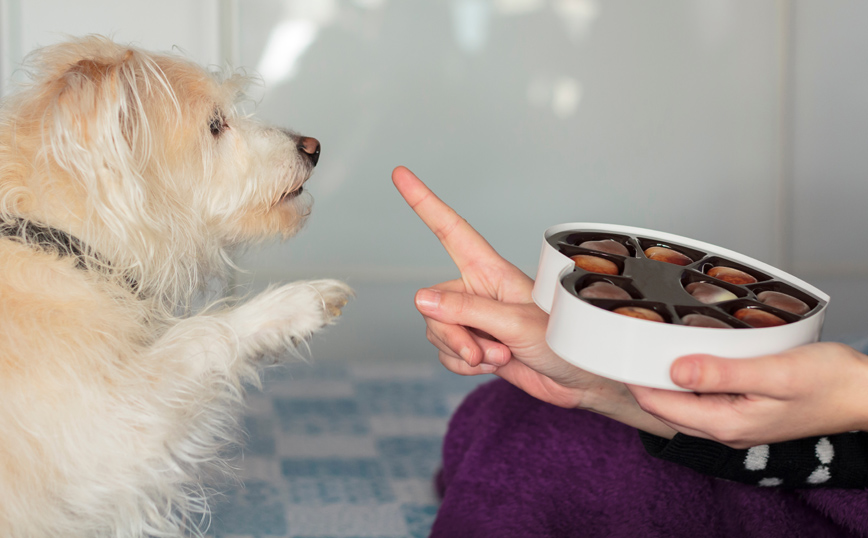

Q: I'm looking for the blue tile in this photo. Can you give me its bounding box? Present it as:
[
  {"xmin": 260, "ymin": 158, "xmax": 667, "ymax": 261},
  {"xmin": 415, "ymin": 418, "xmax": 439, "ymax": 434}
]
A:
[
  {"xmin": 208, "ymin": 480, "xmax": 287, "ymax": 537},
  {"xmin": 356, "ymin": 381, "xmax": 450, "ymax": 417},
  {"xmin": 403, "ymin": 504, "xmax": 440, "ymax": 538},
  {"xmin": 281, "ymin": 459, "xmax": 395, "ymax": 504},
  {"xmin": 273, "ymin": 398, "xmax": 368, "ymax": 434},
  {"xmin": 437, "ymin": 370, "xmax": 495, "ymax": 394},
  {"xmin": 261, "ymin": 362, "xmax": 349, "ymax": 387},
  {"xmin": 208, "ymin": 361, "xmax": 489, "ymax": 537},
  {"xmin": 377, "ymin": 437, "xmax": 443, "ymax": 479},
  {"xmin": 281, "ymin": 458, "xmax": 385, "ymax": 479},
  {"xmin": 242, "ymin": 414, "xmax": 277, "ymax": 456}
]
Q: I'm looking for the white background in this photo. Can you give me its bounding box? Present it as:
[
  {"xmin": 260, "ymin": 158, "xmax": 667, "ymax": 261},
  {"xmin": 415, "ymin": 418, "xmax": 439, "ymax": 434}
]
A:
[{"xmin": 1, "ymin": 0, "xmax": 866, "ymax": 352}]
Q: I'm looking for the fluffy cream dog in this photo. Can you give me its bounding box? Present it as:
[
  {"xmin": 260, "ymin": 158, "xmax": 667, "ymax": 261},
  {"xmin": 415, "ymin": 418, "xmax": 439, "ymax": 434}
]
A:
[{"xmin": 0, "ymin": 36, "xmax": 352, "ymax": 537}]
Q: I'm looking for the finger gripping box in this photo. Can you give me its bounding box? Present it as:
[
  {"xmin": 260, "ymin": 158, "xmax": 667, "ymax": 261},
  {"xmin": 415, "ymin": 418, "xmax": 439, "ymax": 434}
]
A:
[{"xmin": 532, "ymin": 223, "xmax": 829, "ymax": 390}]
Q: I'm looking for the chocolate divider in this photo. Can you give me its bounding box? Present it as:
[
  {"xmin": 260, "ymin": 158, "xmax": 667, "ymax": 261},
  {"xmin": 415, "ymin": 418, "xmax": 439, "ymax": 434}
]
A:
[{"xmin": 618, "ymin": 258, "xmax": 689, "ymax": 303}]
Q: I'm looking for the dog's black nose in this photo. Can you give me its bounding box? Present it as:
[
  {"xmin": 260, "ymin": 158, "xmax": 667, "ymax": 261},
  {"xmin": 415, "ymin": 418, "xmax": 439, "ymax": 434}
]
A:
[{"xmin": 298, "ymin": 137, "xmax": 321, "ymax": 166}]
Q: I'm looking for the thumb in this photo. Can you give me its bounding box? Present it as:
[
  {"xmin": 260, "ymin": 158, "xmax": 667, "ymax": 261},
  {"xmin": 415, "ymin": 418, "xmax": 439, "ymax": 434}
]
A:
[
  {"xmin": 670, "ymin": 353, "xmax": 785, "ymax": 396},
  {"xmin": 415, "ymin": 288, "xmax": 513, "ymax": 342}
]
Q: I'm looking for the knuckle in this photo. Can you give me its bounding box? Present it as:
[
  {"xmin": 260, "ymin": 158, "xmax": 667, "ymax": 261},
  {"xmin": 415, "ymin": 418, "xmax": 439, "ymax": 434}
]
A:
[
  {"xmin": 829, "ymin": 341, "xmax": 859, "ymax": 360},
  {"xmin": 442, "ymin": 292, "xmax": 476, "ymax": 323},
  {"xmin": 774, "ymin": 367, "xmax": 800, "ymax": 395},
  {"xmin": 448, "ymin": 292, "xmax": 466, "ymax": 315},
  {"xmin": 456, "ymin": 292, "xmax": 475, "ymax": 316},
  {"xmin": 432, "ymin": 214, "xmax": 463, "ymax": 242},
  {"xmin": 763, "ymin": 353, "xmax": 807, "ymax": 396}
]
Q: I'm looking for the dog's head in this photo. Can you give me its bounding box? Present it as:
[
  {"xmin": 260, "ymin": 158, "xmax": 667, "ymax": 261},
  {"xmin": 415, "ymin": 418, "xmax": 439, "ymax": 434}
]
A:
[{"xmin": 0, "ymin": 36, "xmax": 319, "ymax": 297}]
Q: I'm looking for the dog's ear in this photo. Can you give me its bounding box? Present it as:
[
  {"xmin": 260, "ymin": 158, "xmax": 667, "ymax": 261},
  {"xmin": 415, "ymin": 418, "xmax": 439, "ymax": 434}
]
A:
[
  {"xmin": 48, "ymin": 49, "xmax": 155, "ymax": 230},
  {"xmin": 53, "ymin": 50, "xmax": 142, "ymax": 154},
  {"xmin": 68, "ymin": 58, "xmax": 108, "ymax": 81}
]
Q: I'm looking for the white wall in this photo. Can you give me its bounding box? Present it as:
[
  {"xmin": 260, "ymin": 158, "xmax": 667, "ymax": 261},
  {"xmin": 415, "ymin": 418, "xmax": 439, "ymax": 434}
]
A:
[
  {"xmin": 0, "ymin": 0, "xmax": 225, "ymax": 93},
  {"xmin": 1, "ymin": 0, "xmax": 866, "ymax": 342},
  {"xmin": 235, "ymin": 0, "xmax": 786, "ymax": 282},
  {"xmin": 791, "ymin": 1, "xmax": 868, "ymax": 276}
]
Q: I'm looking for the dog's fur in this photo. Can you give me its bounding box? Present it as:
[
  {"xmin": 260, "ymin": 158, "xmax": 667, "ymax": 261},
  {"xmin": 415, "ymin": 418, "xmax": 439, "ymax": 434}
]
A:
[{"xmin": 0, "ymin": 36, "xmax": 352, "ymax": 537}]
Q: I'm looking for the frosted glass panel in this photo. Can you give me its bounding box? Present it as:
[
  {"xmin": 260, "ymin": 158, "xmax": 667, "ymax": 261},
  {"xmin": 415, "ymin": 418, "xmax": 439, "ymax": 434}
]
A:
[
  {"xmin": 791, "ymin": 1, "xmax": 868, "ymax": 276},
  {"xmin": 235, "ymin": 0, "xmax": 783, "ymax": 282},
  {"xmin": 8, "ymin": 0, "xmax": 220, "ymax": 76}
]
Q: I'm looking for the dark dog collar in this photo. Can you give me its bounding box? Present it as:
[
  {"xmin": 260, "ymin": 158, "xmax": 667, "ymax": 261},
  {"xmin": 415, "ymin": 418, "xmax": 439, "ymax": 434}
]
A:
[
  {"xmin": 0, "ymin": 217, "xmax": 90, "ymax": 269},
  {"xmin": 0, "ymin": 217, "xmax": 138, "ymax": 291}
]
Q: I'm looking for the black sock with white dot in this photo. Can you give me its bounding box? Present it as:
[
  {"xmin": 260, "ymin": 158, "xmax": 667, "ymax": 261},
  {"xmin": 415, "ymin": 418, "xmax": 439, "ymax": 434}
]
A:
[{"xmin": 639, "ymin": 431, "xmax": 868, "ymax": 489}]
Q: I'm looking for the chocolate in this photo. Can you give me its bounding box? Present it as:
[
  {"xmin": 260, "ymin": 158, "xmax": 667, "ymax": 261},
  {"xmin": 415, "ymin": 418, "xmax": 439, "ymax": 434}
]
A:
[
  {"xmin": 734, "ymin": 308, "xmax": 787, "ymax": 328},
  {"xmin": 681, "ymin": 313, "xmax": 732, "ymax": 329},
  {"xmin": 644, "ymin": 246, "xmax": 692, "ymax": 266},
  {"xmin": 570, "ymin": 254, "xmax": 619, "ymax": 275},
  {"xmin": 757, "ymin": 291, "xmax": 810, "ymax": 316},
  {"xmin": 685, "ymin": 282, "xmax": 737, "ymax": 304},
  {"xmin": 707, "ymin": 266, "xmax": 757, "ymax": 285},
  {"xmin": 578, "ymin": 239, "xmax": 629, "ymax": 256},
  {"xmin": 549, "ymin": 228, "xmax": 824, "ymax": 330},
  {"xmin": 579, "ymin": 281, "xmax": 631, "ymax": 300},
  {"xmin": 613, "ymin": 306, "xmax": 665, "ymax": 323}
]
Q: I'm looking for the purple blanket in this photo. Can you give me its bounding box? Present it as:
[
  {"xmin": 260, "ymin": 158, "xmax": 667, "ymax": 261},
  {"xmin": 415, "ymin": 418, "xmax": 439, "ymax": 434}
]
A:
[{"xmin": 433, "ymin": 379, "xmax": 868, "ymax": 537}]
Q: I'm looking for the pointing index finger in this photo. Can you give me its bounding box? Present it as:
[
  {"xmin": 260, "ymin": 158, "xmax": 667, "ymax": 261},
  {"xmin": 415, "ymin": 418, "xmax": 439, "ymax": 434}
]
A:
[{"xmin": 392, "ymin": 166, "xmax": 500, "ymax": 270}]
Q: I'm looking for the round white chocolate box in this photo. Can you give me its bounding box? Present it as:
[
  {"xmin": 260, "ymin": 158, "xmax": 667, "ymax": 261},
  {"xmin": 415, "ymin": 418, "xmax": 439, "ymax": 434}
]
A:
[{"xmin": 532, "ymin": 223, "xmax": 830, "ymax": 391}]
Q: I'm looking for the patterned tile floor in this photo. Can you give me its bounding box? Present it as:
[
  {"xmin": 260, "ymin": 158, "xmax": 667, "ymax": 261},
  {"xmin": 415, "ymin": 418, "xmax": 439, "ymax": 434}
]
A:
[
  {"xmin": 200, "ymin": 270, "xmax": 868, "ymax": 538},
  {"xmin": 204, "ymin": 359, "xmax": 491, "ymax": 538}
]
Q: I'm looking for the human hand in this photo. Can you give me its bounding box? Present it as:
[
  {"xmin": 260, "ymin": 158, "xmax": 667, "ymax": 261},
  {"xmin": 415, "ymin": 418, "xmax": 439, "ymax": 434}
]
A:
[
  {"xmin": 390, "ymin": 166, "xmax": 531, "ymax": 364},
  {"xmin": 392, "ymin": 166, "xmax": 674, "ymax": 434},
  {"xmin": 628, "ymin": 342, "xmax": 868, "ymax": 448}
]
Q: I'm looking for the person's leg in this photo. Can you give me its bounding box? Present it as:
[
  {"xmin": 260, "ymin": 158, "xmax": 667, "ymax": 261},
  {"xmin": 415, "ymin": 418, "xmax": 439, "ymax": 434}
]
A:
[{"xmin": 433, "ymin": 379, "xmax": 851, "ymax": 538}]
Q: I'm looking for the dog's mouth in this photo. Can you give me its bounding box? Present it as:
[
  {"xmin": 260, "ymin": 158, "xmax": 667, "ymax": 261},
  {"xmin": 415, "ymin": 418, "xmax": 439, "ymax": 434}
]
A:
[{"xmin": 278, "ymin": 185, "xmax": 304, "ymax": 203}]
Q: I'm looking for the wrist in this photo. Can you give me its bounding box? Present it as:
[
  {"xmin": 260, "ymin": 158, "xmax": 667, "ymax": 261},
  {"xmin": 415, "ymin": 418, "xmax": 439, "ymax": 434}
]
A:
[
  {"xmin": 854, "ymin": 347, "xmax": 868, "ymax": 432},
  {"xmin": 579, "ymin": 382, "xmax": 677, "ymax": 439}
]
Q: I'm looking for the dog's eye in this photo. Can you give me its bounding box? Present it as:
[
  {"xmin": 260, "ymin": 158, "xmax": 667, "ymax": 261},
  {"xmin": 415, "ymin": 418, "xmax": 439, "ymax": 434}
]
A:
[{"xmin": 209, "ymin": 111, "xmax": 227, "ymax": 137}]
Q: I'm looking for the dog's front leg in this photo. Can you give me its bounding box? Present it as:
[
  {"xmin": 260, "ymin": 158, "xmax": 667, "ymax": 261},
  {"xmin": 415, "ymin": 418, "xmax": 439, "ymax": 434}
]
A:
[
  {"xmin": 150, "ymin": 279, "xmax": 352, "ymax": 384},
  {"xmin": 116, "ymin": 279, "xmax": 350, "ymax": 530},
  {"xmin": 144, "ymin": 278, "xmax": 351, "ymax": 447},
  {"xmin": 225, "ymin": 278, "xmax": 354, "ymax": 361}
]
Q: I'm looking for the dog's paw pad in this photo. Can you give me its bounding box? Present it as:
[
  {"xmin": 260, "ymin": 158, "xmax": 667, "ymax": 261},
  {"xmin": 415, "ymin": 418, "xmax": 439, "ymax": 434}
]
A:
[{"xmin": 327, "ymin": 296, "xmax": 350, "ymax": 316}]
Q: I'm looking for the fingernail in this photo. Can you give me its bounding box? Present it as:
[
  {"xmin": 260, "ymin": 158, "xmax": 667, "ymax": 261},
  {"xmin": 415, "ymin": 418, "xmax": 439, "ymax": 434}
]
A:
[
  {"xmin": 485, "ymin": 347, "xmax": 504, "ymax": 366},
  {"xmin": 672, "ymin": 360, "xmax": 699, "ymax": 387},
  {"xmin": 459, "ymin": 347, "xmax": 474, "ymax": 365},
  {"xmin": 479, "ymin": 364, "xmax": 497, "ymax": 374},
  {"xmin": 416, "ymin": 288, "xmax": 441, "ymax": 310}
]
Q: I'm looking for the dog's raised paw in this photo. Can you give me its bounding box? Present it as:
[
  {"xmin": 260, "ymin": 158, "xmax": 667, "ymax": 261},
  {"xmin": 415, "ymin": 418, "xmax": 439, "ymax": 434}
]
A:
[
  {"xmin": 305, "ymin": 279, "xmax": 354, "ymax": 320},
  {"xmin": 230, "ymin": 279, "xmax": 353, "ymax": 354}
]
